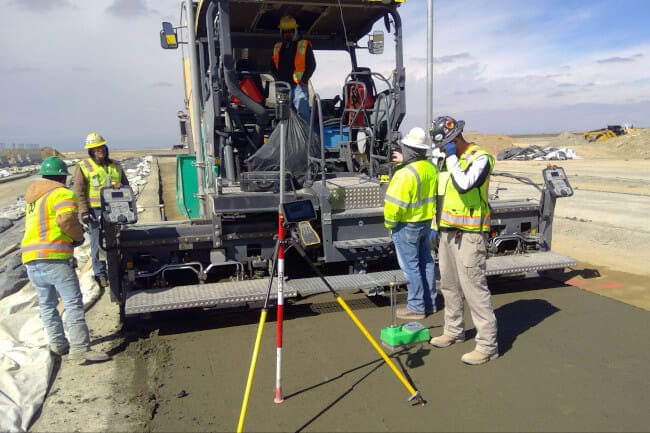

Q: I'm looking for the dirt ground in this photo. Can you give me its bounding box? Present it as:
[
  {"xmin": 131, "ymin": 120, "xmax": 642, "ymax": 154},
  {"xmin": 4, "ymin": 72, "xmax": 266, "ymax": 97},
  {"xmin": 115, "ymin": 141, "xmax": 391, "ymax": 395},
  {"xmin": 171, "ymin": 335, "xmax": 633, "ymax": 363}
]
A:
[{"xmin": 24, "ymin": 130, "xmax": 650, "ymax": 432}]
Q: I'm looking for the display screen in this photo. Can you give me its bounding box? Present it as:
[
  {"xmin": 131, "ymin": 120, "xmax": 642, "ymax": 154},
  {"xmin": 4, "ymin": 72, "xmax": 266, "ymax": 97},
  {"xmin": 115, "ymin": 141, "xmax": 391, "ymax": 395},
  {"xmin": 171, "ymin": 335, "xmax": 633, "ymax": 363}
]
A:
[
  {"xmin": 112, "ymin": 191, "xmax": 124, "ymax": 198},
  {"xmin": 282, "ymin": 200, "xmax": 316, "ymax": 223}
]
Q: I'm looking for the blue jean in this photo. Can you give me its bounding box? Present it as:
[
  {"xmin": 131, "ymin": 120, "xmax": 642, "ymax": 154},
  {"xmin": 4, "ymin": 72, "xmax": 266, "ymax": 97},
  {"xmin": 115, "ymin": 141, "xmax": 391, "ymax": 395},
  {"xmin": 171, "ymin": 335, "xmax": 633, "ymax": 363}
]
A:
[
  {"xmin": 88, "ymin": 208, "xmax": 107, "ymax": 279},
  {"xmin": 391, "ymin": 221, "xmax": 436, "ymax": 313},
  {"xmin": 292, "ymin": 84, "xmax": 311, "ymax": 124},
  {"xmin": 26, "ymin": 260, "xmax": 91, "ymax": 353}
]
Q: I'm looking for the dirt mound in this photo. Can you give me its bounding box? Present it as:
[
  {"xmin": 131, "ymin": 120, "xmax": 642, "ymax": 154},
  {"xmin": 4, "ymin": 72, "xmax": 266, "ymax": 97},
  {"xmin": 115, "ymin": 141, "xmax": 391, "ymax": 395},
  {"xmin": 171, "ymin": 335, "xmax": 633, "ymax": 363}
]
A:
[
  {"xmin": 463, "ymin": 132, "xmax": 517, "ymax": 156},
  {"xmin": 40, "ymin": 147, "xmax": 65, "ymax": 159},
  {"xmin": 464, "ymin": 128, "xmax": 650, "ymax": 160}
]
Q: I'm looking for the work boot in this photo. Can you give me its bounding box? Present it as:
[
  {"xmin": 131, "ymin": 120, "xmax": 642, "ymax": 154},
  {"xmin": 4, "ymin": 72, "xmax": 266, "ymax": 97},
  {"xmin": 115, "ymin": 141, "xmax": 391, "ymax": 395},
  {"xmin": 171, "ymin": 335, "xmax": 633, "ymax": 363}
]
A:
[
  {"xmin": 69, "ymin": 349, "xmax": 111, "ymax": 364},
  {"xmin": 98, "ymin": 276, "xmax": 109, "ymax": 288},
  {"xmin": 461, "ymin": 349, "xmax": 499, "ymax": 366},
  {"xmin": 49, "ymin": 344, "xmax": 69, "ymax": 356},
  {"xmin": 429, "ymin": 333, "xmax": 465, "ymax": 348},
  {"xmin": 395, "ymin": 307, "xmax": 425, "ymax": 320}
]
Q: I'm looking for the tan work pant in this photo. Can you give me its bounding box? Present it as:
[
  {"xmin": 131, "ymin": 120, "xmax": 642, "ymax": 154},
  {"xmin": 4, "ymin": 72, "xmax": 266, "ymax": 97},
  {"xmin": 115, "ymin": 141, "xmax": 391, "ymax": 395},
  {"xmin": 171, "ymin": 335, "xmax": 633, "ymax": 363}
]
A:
[{"xmin": 438, "ymin": 230, "xmax": 498, "ymax": 355}]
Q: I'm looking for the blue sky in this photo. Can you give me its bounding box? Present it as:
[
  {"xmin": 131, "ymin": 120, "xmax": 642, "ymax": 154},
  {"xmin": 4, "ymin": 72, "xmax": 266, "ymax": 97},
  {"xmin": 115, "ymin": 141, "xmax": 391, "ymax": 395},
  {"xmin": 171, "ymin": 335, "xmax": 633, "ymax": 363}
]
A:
[{"xmin": 1, "ymin": 0, "xmax": 648, "ymax": 150}]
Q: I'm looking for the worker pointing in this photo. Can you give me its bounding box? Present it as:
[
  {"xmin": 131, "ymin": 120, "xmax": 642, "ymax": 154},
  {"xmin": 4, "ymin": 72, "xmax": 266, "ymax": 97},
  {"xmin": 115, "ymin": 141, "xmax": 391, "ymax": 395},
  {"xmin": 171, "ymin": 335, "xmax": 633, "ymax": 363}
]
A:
[
  {"xmin": 72, "ymin": 132, "xmax": 129, "ymax": 289},
  {"xmin": 22, "ymin": 157, "xmax": 110, "ymax": 363}
]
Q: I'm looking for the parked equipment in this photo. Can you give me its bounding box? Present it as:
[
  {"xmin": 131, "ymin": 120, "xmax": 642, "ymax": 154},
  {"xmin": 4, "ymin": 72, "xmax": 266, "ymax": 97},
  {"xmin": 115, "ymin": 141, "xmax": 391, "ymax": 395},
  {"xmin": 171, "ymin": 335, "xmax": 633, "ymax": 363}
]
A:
[
  {"xmin": 583, "ymin": 125, "xmax": 626, "ymax": 142},
  {"xmin": 103, "ymin": 0, "xmax": 576, "ymax": 320}
]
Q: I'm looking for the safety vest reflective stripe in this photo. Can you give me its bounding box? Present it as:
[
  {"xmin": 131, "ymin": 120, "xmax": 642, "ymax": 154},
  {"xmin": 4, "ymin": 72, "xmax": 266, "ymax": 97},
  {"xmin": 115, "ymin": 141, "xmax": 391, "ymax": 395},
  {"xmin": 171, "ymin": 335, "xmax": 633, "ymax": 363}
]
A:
[
  {"xmin": 53, "ymin": 199, "xmax": 76, "ymax": 212},
  {"xmin": 21, "ymin": 188, "xmax": 76, "ymax": 263},
  {"xmin": 384, "ymin": 165, "xmax": 436, "ymax": 209},
  {"xmin": 439, "ymin": 211, "xmax": 487, "ymax": 229},
  {"xmin": 36, "ymin": 192, "xmax": 51, "ymax": 240},
  {"xmin": 439, "ymin": 145, "xmax": 493, "ymax": 232},
  {"xmin": 22, "ymin": 242, "xmax": 73, "ymax": 256},
  {"xmin": 272, "ymin": 40, "xmax": 311, "ymax": 84},
  {"xmin": 79, "ymin": 158, "xmax": 121, "ymax": 209}
]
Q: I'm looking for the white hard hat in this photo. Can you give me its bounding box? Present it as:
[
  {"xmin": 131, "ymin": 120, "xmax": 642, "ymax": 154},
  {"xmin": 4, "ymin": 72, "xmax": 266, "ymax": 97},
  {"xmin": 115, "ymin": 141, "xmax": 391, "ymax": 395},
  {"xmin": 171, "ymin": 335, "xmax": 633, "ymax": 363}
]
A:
[{"xmin": 400, "ymin": 127, "xmax": 428, "ymax": 149}]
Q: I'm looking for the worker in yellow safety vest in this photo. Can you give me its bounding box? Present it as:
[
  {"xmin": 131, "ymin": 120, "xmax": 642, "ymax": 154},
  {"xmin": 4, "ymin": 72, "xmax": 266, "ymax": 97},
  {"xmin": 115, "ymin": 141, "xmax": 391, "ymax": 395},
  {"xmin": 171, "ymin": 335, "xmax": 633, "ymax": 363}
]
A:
[
  {"xmin": 384, "ymin": 127, "xmax": 438, "ymax": 320},
  {"xmin": 72, "ymin": 132, "xmax": 129, "ymax": 288},
  {"xmin": 428, "ymin": 115, "xmax": 499, "ymax": 366},
  {"xmin": 22, "ymin": 156, "xmax": 110, "ymax": 363},
  {"xmin": 271, "ymin": 15, "xmax": 316, "ymax": 123}
]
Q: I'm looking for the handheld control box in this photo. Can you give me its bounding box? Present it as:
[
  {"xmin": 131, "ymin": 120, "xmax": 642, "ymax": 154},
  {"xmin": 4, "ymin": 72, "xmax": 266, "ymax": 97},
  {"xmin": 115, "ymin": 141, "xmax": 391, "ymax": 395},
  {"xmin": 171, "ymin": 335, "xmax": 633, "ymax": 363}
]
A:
[
  {"xmin": 100, "ymin": 186, "xmax": 138, "ymax": 224},
  {"xmin": 542, "ymin": 166, "xmax": 573, "ymax": 198}
]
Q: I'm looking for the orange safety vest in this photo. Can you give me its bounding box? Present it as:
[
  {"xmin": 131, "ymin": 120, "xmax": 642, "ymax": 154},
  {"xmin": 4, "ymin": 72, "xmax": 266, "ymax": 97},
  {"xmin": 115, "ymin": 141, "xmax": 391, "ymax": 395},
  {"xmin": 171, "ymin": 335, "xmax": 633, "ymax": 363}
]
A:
[
  {"xmin": 78, "ymin": 158, "xmax": 122, "ymax": 209},
  {"xmin": 21, "ymin": 187, "xmax": 78, "ymax": 263},
  {"xmin": 272, "ymin": 40, "xmax": 311, "ymax": 84}
]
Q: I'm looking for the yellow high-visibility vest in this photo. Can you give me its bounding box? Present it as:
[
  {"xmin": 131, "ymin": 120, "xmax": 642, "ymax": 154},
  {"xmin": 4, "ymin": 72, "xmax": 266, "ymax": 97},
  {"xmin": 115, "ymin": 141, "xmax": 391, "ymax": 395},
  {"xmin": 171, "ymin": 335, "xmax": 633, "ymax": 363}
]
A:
[
  {"xmin": 384, "ymin": 159, "xmax": 437, "ymax": 229},
  {"xmin": 439, "ymin": 144, "xmax": 494, "ymax": 232},
  {"xmin": 21, "ymin": 187, "xmax": 78, "ymax": 263},
  {"xmin": 78, "ymin": 158, "xmax": 121, "ymax": 209}
]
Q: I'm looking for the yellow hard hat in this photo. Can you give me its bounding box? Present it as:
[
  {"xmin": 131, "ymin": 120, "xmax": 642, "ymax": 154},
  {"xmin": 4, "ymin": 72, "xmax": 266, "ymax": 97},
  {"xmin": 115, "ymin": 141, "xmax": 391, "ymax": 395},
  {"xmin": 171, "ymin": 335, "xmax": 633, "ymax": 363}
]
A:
[
  {"xmin": 85, "ymin": 132, "xmax": 107, "ymax": 149},
  {"xmin": 278, "ymin": 15, "xmax": 298, "ymax": 30}
]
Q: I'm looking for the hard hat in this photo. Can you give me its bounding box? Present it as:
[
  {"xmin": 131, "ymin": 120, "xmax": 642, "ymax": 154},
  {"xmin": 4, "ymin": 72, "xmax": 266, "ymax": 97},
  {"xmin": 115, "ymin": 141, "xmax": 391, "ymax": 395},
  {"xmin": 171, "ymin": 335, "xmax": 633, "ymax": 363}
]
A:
[
  {"xmin": 400, "ymin": 127, "xmax": 429, "ymax": 150},
  {"xmin": 85, "ymin": 132, "xmax": 107, "ymax": 149},
  {"xmin": 278, "ymin": 15, "xmax": 298, "ymax": 30},
  {"xmin": 429, "ymin": 116, "xmax": 465, "ymax": 146},
  {"xmin": 39, "ymin": 156, "xmax": 70, "ymax": 176}
]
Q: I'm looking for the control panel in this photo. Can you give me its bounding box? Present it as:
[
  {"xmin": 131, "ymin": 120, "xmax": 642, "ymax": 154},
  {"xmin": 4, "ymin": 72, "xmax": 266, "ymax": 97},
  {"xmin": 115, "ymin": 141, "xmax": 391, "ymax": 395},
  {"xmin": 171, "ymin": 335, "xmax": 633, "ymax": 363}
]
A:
[
  {"xmin": 542, "ymin": 166, "xmax": 573, "ymax": 198},
  {"xmin": 101, "ymin": 186, "xmax": 138, "ymax": 224}
]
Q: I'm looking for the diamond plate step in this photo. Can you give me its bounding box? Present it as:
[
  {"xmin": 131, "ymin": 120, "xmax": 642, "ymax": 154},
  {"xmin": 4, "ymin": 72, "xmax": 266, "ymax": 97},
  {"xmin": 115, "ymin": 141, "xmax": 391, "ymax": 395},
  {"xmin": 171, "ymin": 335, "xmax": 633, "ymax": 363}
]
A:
[
  {"xmin": 486, "ymin": 251, "xmax": 576, "ymax": 276},
  {"xmin": 286, "ymin": 270, "xmax": 407, "ymax": 296},
  {"xmin": 124, "ymin": 270, "xmax": 407, "ymax": 316}
]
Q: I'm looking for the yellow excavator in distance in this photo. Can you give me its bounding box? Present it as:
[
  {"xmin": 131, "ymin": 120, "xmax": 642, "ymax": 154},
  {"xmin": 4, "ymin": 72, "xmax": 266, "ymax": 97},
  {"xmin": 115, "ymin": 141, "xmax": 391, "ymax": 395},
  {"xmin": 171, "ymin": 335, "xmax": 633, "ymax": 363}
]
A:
[{"xmin": 583, "ymin": 125, "xmax": 627, "ymax": 142}]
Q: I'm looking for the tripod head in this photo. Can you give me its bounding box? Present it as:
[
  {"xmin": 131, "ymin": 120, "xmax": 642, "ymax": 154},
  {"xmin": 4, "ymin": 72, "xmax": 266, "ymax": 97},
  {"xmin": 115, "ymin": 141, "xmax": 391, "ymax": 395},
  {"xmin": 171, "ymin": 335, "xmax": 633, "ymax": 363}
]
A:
[{"xmin": 281, "ymin": 199, "xmax": 321, "ymax": 248}]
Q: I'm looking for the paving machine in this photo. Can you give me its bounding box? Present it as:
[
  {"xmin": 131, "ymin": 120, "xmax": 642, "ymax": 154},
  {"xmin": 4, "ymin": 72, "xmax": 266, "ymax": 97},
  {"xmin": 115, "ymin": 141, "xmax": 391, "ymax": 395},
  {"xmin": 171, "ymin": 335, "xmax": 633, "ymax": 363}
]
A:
[{"xmin": 103, "ymin": 0, "xmax": 575, "ymax": 320}]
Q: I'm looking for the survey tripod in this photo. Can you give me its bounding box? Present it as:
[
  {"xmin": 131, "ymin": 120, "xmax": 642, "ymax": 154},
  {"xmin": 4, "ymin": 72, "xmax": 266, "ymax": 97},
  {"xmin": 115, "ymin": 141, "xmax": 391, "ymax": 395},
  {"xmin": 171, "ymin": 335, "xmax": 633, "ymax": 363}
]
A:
[{"xmin": 237, "ymin": 198, "xmax": 425, "ymax": 433}]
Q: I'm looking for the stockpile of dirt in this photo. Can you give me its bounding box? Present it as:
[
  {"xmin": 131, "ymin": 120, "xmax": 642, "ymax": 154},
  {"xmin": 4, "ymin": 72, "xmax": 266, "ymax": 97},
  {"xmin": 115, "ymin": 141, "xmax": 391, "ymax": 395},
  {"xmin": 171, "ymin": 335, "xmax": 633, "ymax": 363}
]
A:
[
  {"xmin": 463, "ymin": 132, "xmax": 517, "ymax": 157},
  {"xmin": 40, "ymin": 147, "xmax": 65, "ymax": 159},
  {"xmin": 465, "ymin": 128, "xmax": 650, "ymax": 160}
]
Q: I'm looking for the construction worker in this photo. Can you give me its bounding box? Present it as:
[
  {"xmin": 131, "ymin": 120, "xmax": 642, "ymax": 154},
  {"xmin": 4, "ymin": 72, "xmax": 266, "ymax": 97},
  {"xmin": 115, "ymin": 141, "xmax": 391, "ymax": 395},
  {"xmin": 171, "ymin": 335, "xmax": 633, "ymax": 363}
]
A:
[
  {"xmin": 428, "ymin": 116, "xmax": 499, "ymax": 365},
  {"xmin": 72, "ymin": 132, "xmax": 129, "ymax": 288},
  {"xmin": 21, "ymin": 157, "xmax": 110, "ymax": 363},
  {"xmin": 384, "ymin": 127, "xmax": 438, "ymax": 320},
  {"xmin": 270, "ymin": 15, "xmax": 316, "ymax": 124}
]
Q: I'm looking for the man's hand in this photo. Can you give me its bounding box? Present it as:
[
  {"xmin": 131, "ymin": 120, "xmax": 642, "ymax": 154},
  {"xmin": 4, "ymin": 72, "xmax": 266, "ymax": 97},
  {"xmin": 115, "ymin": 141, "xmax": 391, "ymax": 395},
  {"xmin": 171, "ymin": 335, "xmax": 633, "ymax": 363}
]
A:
[
  {"xmin": 444, "ymin": 141, "xmax": 456, "ymax": 157},
  {"xmin": 72, "ymin": 238, "xmax": 84, "ymax": 248},
  {"xmin": 81, "ymin": 212, "xmax": 96, "ymax": 225}
]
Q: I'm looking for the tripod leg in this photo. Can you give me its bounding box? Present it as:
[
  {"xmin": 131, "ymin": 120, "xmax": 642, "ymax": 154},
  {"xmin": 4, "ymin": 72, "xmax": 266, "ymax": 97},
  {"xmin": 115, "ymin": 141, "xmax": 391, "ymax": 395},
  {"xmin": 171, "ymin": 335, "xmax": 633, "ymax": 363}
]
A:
[
  {"xmin": 291, "ymin": 243, "xmax": 426, "ymax": 405},
  {"xmin": 237, "ymin": 239, "xmax": 281, "ymax": 432}
]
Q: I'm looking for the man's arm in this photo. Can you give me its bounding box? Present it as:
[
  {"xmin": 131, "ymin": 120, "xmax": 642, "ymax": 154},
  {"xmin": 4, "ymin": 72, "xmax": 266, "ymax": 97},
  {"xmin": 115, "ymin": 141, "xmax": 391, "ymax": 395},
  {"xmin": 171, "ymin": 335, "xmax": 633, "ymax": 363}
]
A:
[
  {"xmin": 56, "ymin": 192, "xmax": 84, "ymax": 242},
  {"xmin": 114, "ymin": 161, "xmax": 130, "ymax": 187},
  {"xmin": 302, "ymin": 43, "xmax": 316, "ymax": 83},
  {"xmin": 71, "ymin": 164, "xmax": 90, "ymax": 215},
  {"xmin": 445, "ymin": 154, "xmax": 490, "ymax": 193}
]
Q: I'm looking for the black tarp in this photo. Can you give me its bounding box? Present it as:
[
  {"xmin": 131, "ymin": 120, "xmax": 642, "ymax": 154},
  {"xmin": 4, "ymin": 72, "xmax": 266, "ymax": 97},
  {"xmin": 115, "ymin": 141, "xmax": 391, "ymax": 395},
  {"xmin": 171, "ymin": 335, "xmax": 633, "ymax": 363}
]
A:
[{"xmin": 245, "ymin": 110, "xmax": 321, "ymax": 188}]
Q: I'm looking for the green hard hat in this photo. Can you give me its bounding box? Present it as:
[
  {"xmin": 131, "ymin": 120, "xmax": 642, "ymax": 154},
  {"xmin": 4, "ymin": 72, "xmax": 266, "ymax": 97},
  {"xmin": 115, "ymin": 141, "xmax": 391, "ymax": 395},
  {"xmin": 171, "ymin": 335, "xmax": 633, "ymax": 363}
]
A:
[{"xmin": 39, "ymin": 156, "xmax": 70, "ymax": 176}]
